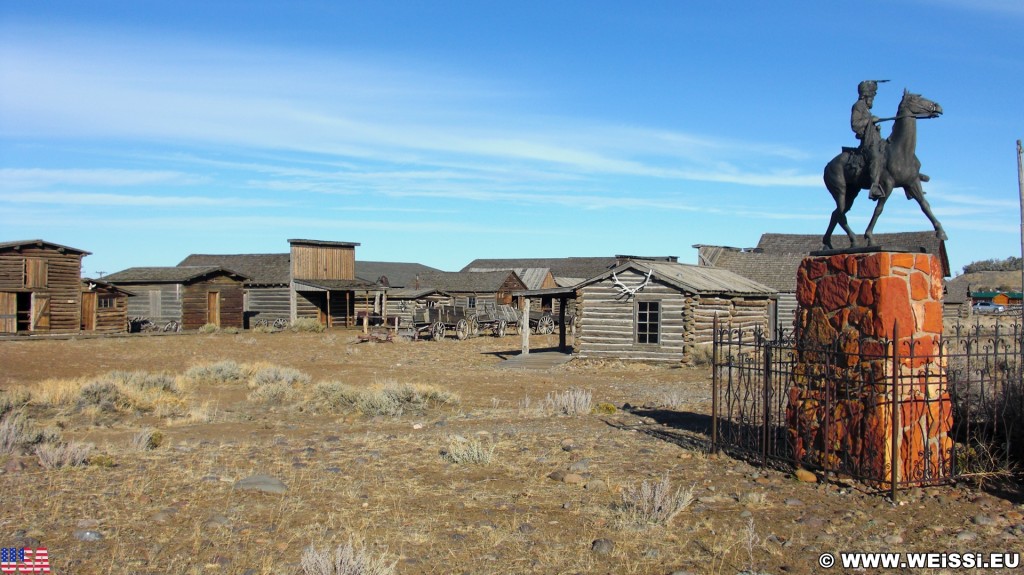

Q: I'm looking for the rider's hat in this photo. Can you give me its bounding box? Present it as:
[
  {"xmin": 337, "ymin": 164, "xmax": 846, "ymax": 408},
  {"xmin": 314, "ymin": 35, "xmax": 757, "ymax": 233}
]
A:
[{"xmin": 858, "ymin": 80, "xmax": 878, "ymax": 97}]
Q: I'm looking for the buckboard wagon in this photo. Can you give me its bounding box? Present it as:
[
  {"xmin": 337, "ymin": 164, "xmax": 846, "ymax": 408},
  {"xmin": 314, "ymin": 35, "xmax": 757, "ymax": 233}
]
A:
[{"xmin": 410, "ymin": 305, "xmax": 477, "ymax": 340}]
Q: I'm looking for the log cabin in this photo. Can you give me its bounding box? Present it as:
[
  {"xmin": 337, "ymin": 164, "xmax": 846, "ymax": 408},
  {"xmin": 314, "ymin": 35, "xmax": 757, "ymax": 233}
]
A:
[
  {"xmin": 574, "ymin": 259, "xmax": 776, "ymax": 363},
  {"xmin": 0, "ymin": 240, "xmax": 91, "ymax": 335}
]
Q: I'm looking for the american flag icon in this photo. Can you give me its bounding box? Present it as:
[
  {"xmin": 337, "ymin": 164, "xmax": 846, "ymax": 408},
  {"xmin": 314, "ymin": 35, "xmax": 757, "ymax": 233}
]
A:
[{"xmin": 0, "ymin": 548, "xmax": 50, "ymax": 573}]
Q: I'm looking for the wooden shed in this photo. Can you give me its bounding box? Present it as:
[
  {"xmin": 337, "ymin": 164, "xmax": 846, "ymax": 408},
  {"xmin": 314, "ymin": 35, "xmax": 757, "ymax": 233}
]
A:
[
  {"xmin": 81, "ymin": 279, "xmax": 133, "ymax": 333},
  {"xmin": 419, "ymin": 270, "xmax": 527, "ymax": 311},
  {"xmin": 0, "ymin": 239, "xmax": 91, "ymax": 335},
  {"xmin": 180, "ymin": 253, "xmax": 292, "ymax": 327},
  {"xmin": 103, "ymin": 266, "xmax": 248, "ymax": 330},
  {"xmin": 575, "ymin": 260, "xmax": 776, "ymax": 363}
]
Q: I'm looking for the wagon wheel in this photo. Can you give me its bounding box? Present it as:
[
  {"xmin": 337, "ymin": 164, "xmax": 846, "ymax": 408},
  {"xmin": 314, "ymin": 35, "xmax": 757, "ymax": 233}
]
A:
[
  {"xmin": 273, "ymin": 318, "xmax": 289, "ymax": 330},
  {"xmin": 431, "ymin": 321, "xmax": 446, "ymax": 341},
  {"xmin": 536, "ymin": 314, "xmax": 555, "ymax": 335},
  {"xmin": 163, "ymin": 320, "xmax": 180, "ymax": 333},
  {"xmin": 496, "ymin": 319, "xmax": 507, "ymax": 337},
  {"xmin": 468, "ymin": 316, "xmax": 480, "ymax": 337},
  {"xmin": 455, "ymin": 319, "xmax": 469, "ymax": 340}
]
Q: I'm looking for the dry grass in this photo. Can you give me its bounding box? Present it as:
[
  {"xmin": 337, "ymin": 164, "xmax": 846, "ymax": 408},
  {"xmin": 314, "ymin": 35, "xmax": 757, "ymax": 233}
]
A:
[{"xmin": 0, "ymin": 331, "xmax": 1016, "ymax": 575}]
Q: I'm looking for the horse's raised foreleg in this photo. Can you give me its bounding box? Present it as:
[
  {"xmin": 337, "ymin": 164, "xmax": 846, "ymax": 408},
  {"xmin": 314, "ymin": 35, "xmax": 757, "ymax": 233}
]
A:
[{"xmin": 905, "ymin": 180, "xmax": 947, "ymax": 241}]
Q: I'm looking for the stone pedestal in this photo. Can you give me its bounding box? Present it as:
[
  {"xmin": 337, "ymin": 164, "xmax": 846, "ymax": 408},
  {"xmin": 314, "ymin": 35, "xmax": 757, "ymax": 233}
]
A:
[{"xmin": 786, "ymin": 251, "xmax": 953, "ymax": 488}]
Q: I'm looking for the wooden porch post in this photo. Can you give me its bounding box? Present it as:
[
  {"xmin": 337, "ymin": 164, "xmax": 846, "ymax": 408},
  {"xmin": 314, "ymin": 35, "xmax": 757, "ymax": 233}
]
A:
[
  {"xmin": 558, "ymin": 295, "xmax": 567, "ymax": 352},
  {"xmin": 521, "ymin": 297, "xmax": 530, "ymax": 355},
  {"xmin": 327, "ymin": 291, "xmax": 332, "ymax": 329}
]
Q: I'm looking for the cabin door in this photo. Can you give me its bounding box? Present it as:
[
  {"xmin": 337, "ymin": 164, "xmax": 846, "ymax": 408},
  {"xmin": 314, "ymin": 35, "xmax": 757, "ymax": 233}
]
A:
[
  {"xmin": 31, "ymin": 294, "xmax": 50, "ymax": 332},
  {"xmin": 82, "ymin": 292, "xmax": 98, "ymax": 331},
  {"xmin": 0, "ymin": 292, "xmax": 15, "ymax": 333},
  {"xmin": 207, "ymin": 292, "xmax": 221, "ymax": 327}
]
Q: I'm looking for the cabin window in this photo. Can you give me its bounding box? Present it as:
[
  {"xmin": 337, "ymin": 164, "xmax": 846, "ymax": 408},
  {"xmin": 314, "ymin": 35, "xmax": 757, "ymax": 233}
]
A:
[
  {"xmin": 636, "ymin": 300, "xmax": 660, "ymax": 344},
  {"xmin": 98, "ymin": 296, "xmax": 116, "ymax": 309},
  {"xmin": 467, "ymin": 296, "xmax": 477, "ymax": 309},
  {"xmin": 24, "ymin": 259, "xmax": 48, "ymax": 288}
]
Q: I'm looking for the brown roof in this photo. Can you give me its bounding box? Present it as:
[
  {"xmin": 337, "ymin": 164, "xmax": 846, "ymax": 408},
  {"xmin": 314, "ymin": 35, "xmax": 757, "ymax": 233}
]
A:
[
  {"xmin": 104, "ymin": 266, "xmax": 248, "ymax": 284},
  {"xmin": 578, "ymin": 261, "xmax": 776, "ymax": 297},
  {"xmin": 179, "ymin": 253, "xmax": 290, "ymax": 285},
  {"xmin": 419, "ymin": 270, "xmax": 526, "ymax": 293},
  {"xmin": 0, "ymin": 239, "xmax": 91, "ymax": 256}
]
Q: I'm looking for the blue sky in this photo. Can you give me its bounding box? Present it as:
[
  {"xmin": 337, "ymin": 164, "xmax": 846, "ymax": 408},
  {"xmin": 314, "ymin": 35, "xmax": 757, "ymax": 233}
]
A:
[{"xmin": 1, "ymin": 1, "xmax": 1021, "ymax": 278}]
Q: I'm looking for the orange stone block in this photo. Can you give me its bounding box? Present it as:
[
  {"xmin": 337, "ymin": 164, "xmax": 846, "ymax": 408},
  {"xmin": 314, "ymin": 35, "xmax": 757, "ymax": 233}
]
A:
[
  {"xmin": 910, "ymin": 272, "xmax": 930, "ymax": 301},
  {"xmin": 806, "ymin": 258, "xmax": 828, "ymax": 280},
  {"xmin": 874, "ymin": 276, "xmax": 914, "ymax": 338},
  {"xmin": 817, "ymin": 273, "xmax": 851, "ymax": 311},
  {"xmin": 921, "ymin": 301, "xmax": 943, "ymax": 334},
  {"xmin": 891, "ymin": 252, "xmax": 915, "ymax": 270},
  {"xmin": 858, "ymin": 253, "xmax": 884, "ymax": 279},
  {"xmin": 914, "ymin": 254, "xmax": 931, "ymax": 273}
]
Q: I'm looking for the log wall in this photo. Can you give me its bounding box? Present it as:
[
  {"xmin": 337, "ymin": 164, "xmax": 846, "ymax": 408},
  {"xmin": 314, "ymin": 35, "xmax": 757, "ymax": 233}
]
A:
[
  {"xmin": 0, "ymin": 246, "xmax": 84, "ymax": 334},
  {"xmin": 245, "ymin": 287, "xmax": 291, "ymax": 324},
  {"xmin": 577, "ymin": 269, "xmax": 771, "ymax": 363}
]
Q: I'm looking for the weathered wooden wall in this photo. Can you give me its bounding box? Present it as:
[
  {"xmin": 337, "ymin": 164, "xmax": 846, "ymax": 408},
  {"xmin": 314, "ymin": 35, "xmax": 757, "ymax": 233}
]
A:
[
  {"xmin": 182, "ymin": 276, "xmax": 245, "ymax": 330},
  {"xmin": 290, "ymin": 245, "xmax": 355, "ymax": 280},
  {"xmin": 124, "ymin": 284, "xmax": 183, "ymax": 325},
  {"xmin": 577, "ymin": 268, "xmax": 771, "ymax": 363},
  {"xmin": 0, "ymin": 246, "xmax": 84, "ymax": 334},
  {"xmin": 576, "ymin": 271, "xmax": 688, "ymax": 362},
  {"xmin": 82, "ymin": 290, "xmax": 130, "ymax": 333},
  {"xmin": 245, "ymin": 286, "xmax": 291, "ymax": 324}
]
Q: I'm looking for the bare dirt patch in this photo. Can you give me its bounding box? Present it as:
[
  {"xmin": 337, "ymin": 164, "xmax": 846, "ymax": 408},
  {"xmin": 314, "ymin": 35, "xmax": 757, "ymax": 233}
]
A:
[{"xmin": 1, "ymin": 331, "xmax": 1022, "ymax": 575}]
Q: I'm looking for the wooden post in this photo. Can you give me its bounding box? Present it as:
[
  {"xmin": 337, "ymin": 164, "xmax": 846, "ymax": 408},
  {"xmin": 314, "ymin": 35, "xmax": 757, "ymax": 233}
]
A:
[
  {"xmin": 381, "ymin": 290, "xmax": 388, "ymax": 328},
  {"xmin": 524, "ymin": 294, "xmax": 532, "ymax": 354},
  {"xmin": 327, "ymin": 291, "xmax": 332, "ymax": 329},
  {"xmin": 558, "ymin": 295, "xmax": 567, "ymax": 352}
]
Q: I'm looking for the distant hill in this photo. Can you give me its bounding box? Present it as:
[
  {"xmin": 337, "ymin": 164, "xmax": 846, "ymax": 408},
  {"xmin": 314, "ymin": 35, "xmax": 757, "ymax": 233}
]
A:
[{"xmin": 946, "ymin": 270, "xmax": 1023, "ymax": 302}]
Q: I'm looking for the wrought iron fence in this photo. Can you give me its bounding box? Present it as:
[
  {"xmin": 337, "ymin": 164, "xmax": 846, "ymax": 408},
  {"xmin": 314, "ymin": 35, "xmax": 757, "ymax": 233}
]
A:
[{"xmin": 711, "ymin": 317, "xmax": 1023, "ymax": 495}]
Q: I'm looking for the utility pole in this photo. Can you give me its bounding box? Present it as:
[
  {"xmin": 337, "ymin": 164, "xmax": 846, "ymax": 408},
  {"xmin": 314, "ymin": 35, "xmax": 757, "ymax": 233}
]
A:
[{"xmin": 1018, "ymin": 140, "xmax": 1023, "ymax": 316}]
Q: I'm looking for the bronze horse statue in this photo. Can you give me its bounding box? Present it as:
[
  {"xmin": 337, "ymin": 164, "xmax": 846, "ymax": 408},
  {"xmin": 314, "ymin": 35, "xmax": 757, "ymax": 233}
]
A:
[{"xmin": 822, "ymin": 89, "xmax": 947, "ymax": 249}]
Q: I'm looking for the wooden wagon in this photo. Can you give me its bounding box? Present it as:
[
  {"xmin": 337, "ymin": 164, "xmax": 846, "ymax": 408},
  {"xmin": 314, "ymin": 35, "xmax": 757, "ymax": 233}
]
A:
[{"xmin": 412, "ymin": 304, "xmax": 476, "ymax": 340}]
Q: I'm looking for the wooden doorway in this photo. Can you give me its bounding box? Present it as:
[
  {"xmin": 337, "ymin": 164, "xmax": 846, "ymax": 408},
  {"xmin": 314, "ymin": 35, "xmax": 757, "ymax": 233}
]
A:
[
  {"xmin": 82, "ymin": 292, "xmax": 98, "ymax": 331},
  {"xmin": 0, "ymin": 292, "xmax": 16, "ymax": 333},
  {"xmin": 207, "ymin": 292, "xmax": 221, "ymax": 327}
]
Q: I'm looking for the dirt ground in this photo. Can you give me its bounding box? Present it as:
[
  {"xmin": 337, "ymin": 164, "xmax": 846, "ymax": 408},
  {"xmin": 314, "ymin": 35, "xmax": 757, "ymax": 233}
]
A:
[{"xmin": 1, "ymin": 330, "xmax": 1022, "ymax": 575}]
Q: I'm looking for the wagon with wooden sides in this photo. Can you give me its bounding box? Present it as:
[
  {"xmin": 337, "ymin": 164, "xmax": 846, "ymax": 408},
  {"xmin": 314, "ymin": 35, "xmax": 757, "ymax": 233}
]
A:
[
  {"xmin": 471, "ymin": 303, "xmax": 523, "ymax": 336},
  {"xmin": 411, "ymin": 305, "xmax": 476, "ymax": 341}
]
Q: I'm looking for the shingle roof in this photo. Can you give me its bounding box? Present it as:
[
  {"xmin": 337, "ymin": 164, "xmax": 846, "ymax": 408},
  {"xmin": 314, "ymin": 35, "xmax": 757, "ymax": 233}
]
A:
[
  {"xmin": 104, "ymin": 266, "xmax": 248, "ymax": 284},
  {"xmin": 179, "ymin": 254, "xmax": 290, "ymax": 285},
  {"xmin": 464, "ymin": 267, "xmax": 552, "ymax": 290},
  {"xmin": 355, "ymin": 261, "xmax": 443, "ymax": 288},
  {"xmin": 293, "ymin": 278, "xmax": 381, "ymax": 291},
  {"xmin": 461, "ymin": 257, "xmax": 619, "ymax": 280},
  {"xmin": 703, "ymin": 250, "xmax": 804, "ymax": 292},
  {"xmin": 419, "ymin": 270, "xmax": 525, "ymax": 293},
  {"xmin": 579, "ymin": 261, "xmax": 776, "ymax": 297},
  {"xmin": 0, "ymin": 239, "xmax": 91, "ymax": 256}
]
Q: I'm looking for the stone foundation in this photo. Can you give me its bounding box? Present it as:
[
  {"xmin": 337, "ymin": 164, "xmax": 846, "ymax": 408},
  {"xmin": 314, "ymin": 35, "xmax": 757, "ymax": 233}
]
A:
[{"xmin": 787, "ymin": 251, "xmax": 953, "ymax": 487}]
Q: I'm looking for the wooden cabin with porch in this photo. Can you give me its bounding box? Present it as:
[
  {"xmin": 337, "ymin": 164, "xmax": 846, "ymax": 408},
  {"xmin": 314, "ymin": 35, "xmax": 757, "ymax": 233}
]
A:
[
  {"xmin": 104, "ymin": 266, "xmax": 248, "ymax": 330},
  {"xmin": 0, "ymin": 239, "xmax": 91, "ymax": 335},
  {"xmin": 81, "ymin": 279, "xmax": 133, "ymax": 333},
  {"xmin": 574, "ymin": 259, "xmax": 776, "ymax": 363}
]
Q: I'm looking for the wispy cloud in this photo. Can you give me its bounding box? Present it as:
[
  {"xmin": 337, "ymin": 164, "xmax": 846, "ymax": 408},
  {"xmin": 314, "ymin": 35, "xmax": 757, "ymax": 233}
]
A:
[
  {"xmin": 0, "ymin": 26, "xmax": 821, "ymax": 190},
  {"xmin": 0, "ymin": 168, "xmax": 200, "ymax": 188},
  {"xmin": 0, "ymin": 191, "xmax": 279, "ymax": 208}
]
